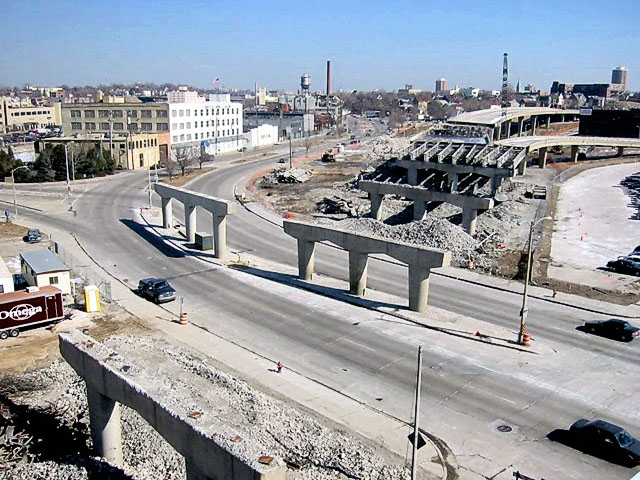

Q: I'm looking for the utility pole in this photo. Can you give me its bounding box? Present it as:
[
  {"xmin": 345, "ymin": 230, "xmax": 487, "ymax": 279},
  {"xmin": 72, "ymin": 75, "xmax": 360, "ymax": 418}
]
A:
[
  {"xmin": 411, "ymin": 345, "xmax": 423, "ymax": 480},
  {"xmin": 146, "ymin": 153, "xmax": 152, "ymax": 209},
  {"xmin": 288, "ymin": 132, "xmax": 293, "ymax": 170},
  {"xmin": 518, "ymin": 216, "xmax": 551, "ymax": 344},
  {"xmin": 501, "ymin": 53, "xmax": 509, "ymax": 116},
  {"xmin": 63, "ymin": 141, "xmax": 75, "ymax": 196}
]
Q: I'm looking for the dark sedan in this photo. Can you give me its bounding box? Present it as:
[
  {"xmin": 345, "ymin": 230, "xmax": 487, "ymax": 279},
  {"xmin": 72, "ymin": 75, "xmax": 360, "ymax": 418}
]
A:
[
  {"xmin": 569, "ymin": 419, "xmax": 640, "ymax": 466},
  {"xmin": 583, "ymin": 319, "xmax": 640, "ymax": 342},
  {"xmin": 606, "ymin": 256, "xmax": 640, "ymax": 276}
]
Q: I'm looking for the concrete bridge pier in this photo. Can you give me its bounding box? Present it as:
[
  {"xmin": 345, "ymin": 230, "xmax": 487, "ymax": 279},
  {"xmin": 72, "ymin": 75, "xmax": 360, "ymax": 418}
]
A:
[
  {"xmin": 494, "ymin": 126, "xmax": 501, "ymax": 141},
  {"xmin": 413, "ymin": 200, "xmax": 427, "ymax": 221},
  {"xmin": 545, "ymin": 116, "xmax": 550, "ymax": 130},
  {"xmin": 490, "ymin": 175, "xmax": 505, "ymax": 195},
  {"xmin": 531, "ymin": 117, "xmax": 537, "ymax": 136},
  {"xmin": 348, "ymin": 251, "xmax": 369, "ymax": 296},
  {"xmin": 450, "ymin": 172, "xmax": 459, "ymax": 192},
  {"xmin": 617, "ymin": 147, "xmax": 625, "ymax": 156},
  {"xmin": 571, "ymin": 145, "xmax": 580, "ymax": 163},
  {"xmin": 407, "ymin": 166, "xmax": 418, "ymax": 185},
  {"xmin": 408, "ymin": 266, "xmax": 430, "ymax": 312},
  {"xmin": 86, "ymin": 387, "xmax": 123, "ymax": 466},
  {"xmin": 185, "ymin": 204, "xmax": 197, "ymax": 243},
  {"xmin": 369, "ymin": 193, "xmax": 383, "ymax": 220},
  {"xmin": 517, "ymin": 158, "xmax": 527, "ymax": 175},
  {"xmin": 518, "ymin": 118, "xmax": 524, "ymax": 137},
  {"xmin": 539, "ymin": 147, "xmax": 548, "ymax": 168},
  {"xmin": 161, "ymin": 197, "xmax": 173, "ymax": 229},
  {"xmin": 462, "ymin": 209, "xmax": 478, "ymax": 236},
  {"xmin": 297, "ymin": 240, "xmax": 315, "ymax": 280},
  {"xmin": 213, "ymin": 213, "xmax": 228, "ymax": 260}
]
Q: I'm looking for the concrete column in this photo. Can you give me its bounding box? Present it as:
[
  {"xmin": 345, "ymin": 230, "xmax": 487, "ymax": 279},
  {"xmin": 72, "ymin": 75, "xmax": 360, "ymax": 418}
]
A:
[
  {"xmin": 518, "ymin": 118, "xmax": 524, "ymax": 137},
  {"xmin": 161, "ymin": 197, "xmax": 173, "ymax": 229},
  {"xmin": 517, "ymin": 158, "xmax": 527, "ymax": 175},
  {"xmin": 539, "ymin": 147, "xmax": 548, "ymax": 168},
  {"xmin": 617, "ymin": 147, "xmax": 624, "ymax": 156},
  {"xmin": 495, "ymin": 126, "xmax": 501, "ymax": 141},
  {"xmin": 186, "ymin": 461, "xmax": 209, "ymax": 480},
  {"xmin": 450, "ymin": 172, "xmax": 459, "ymax": 193},
  {"xmin": 185, "ymin": 204, "xmax": 196, "ymax": 243},
  {"xmin": 504, "ymin": 120, "xmax": 512, "ymax": 138},
  {"xmin": 490, "ymin": 175, "xmax": 503, "ymax": 195},
  {"xmin": 213, "ymin": 213, "xmax": 227, "ymax": 260},
  {"xmin": 413, "ymin": 200, "xmax": 427, "ymax": 221},
  {"xmin": 297, "ymin": 240, "xmax": 315, "ymax": 280},
  {"xmin": 462, "ymin": 209, "xmax": 478, "ymax": 235},
  {"xmin": 407, "ymin": 167, "xmax": 418, "ymax": 186},
  {"xmin": 408, "ymin": 266, "xmax": 430, "ymax": 312},
  {"xmin": 571, "ymin": 145, "xmax": 579, "ymax": 163},
  {"xmin": 531, "ymin": 117, "xmax": 537, "ymax": 136},
  {"xmin": 487, "ymin": 128, "xmax": 494, "ymax": 144},
  {"xmin": 348, "ymin": 251, "xmax": 369, "ymax": 296},
  {"xmin": 561, "ymin": 114, "xmax": 565, "ymax": 123},
  {"xmin": 545, "ymin": 116, "xmax": 550, "ymax": 129},
  {"xmin": 86, "ymin": 387, "xmax": 123, "ymax": 466},
  {"xmin": 370, "ymin": 194, "xmax": 383, "ymax": 220}
]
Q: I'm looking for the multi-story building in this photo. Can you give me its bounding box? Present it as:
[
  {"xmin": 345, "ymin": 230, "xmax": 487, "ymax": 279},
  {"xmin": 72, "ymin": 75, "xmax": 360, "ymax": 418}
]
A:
[
  {"xmin": 435, "ymin": 78, "xmax": 447, "ymax": 92},
  {"xmin": 1, "ymin": 98, "xmax": 62, "ymax": 132},
  {"xmin": 611, "ymin": 67, "xmax": 628, "ymax": 92},
  {"xmin": 168, "ymin": 93, "xmax": 243, "ymax": 155},
  {"xmin": 167, "ymin": 88, "xmax": 202, "ymax": 103}
]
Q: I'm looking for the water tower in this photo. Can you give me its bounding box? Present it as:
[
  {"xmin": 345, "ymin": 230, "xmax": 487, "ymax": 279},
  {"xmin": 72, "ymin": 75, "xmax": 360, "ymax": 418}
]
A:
[{"xmin": 301, "ymin": 74, "xmax": 310, "ymax": 94}]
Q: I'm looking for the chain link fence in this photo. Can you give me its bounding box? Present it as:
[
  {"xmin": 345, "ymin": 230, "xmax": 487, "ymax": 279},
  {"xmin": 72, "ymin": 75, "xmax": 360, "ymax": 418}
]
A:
[{"xmin": 48, "ymin": 240, "xmax": 112, "ymax": 303}]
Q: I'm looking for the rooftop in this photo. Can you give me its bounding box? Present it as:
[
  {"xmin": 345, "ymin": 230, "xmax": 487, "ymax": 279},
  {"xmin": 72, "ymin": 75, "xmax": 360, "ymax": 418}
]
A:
[{"xmin": 20, "ymin": 249, "xmax": 69, "ymax": 274}]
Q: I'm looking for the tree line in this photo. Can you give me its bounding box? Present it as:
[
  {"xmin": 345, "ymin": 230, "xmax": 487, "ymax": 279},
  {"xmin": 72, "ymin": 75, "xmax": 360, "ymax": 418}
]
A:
[{"xmin": 0, "ymin": 144, "xmax": 115, "ymax": 183}]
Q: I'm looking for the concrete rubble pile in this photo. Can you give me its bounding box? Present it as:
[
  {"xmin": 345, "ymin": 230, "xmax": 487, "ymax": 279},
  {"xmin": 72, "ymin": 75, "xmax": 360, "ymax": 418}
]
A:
[
  {"xmin": 262, "ymin": 168, "xmax": 313, "ymax": 185},
  {"xmin": 359, "ymin": 136, "xmax": 412, "ymax": 162},
  {"xmin": 316, "ymin": 195, "xmax": 369, "ymax": 217},
  {"xmin": 0, "ymin": 334, "xmax": 417, "ymax": 480}
]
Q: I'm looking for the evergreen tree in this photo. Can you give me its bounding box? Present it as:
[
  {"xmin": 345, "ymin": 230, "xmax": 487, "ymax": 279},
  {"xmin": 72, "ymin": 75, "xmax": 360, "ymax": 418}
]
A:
[
  {"xmin": 50, "ymin": 144, "xmax": 68, "ymax": 181},
  {"xmin": 33, "ymin": 147, "xmax": 56, "ymax": 182}
]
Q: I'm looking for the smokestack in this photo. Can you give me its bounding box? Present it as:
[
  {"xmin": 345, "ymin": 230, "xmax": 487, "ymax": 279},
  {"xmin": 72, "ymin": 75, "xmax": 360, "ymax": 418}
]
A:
[{"xmin": 326, "ymin": 60, "xmax": 332, "ymax": 96}]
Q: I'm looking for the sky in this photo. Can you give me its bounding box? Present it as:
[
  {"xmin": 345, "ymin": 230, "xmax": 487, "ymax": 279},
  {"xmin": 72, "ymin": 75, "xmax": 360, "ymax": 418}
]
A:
[{"xmin": 1, "ymin": 0, "xmax": 639, "ymax": 92}]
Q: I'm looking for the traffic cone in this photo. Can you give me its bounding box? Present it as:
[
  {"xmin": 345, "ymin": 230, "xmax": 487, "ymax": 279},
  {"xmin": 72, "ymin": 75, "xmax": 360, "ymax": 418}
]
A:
[{"xmin": 179, "ymin": 312, "xmax": 189, "ymax": 325}]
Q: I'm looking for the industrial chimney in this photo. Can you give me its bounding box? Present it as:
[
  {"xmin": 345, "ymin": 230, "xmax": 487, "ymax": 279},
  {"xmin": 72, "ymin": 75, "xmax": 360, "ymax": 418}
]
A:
[{"xmin": 326, "ymin": 60, "xmax": 332, "ymax": 96}]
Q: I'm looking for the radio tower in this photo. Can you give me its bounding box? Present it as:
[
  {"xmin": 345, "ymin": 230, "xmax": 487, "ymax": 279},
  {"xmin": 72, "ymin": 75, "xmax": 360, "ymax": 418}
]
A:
[{"xmin": 501, "ymin": 52, "xmax": 509, "ymax": 116}]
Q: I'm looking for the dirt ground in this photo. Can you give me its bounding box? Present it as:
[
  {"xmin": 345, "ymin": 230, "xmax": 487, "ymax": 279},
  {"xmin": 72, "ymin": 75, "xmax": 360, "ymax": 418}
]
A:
[{"xmin": 0, "ymin": 222, "xmax": 28, "ymax": 239}]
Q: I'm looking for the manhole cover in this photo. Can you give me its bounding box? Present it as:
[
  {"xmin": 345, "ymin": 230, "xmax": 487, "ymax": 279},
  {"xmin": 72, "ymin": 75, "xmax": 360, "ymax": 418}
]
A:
[{"xmin": 497, "ymin": 425, "xmax": 512, "ymax": 433}]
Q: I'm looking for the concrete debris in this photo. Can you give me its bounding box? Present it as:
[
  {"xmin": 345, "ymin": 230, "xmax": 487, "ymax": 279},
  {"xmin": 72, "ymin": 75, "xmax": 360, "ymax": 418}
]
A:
[
  {"xmin": 262, "ymin": 168, "xmax": 313, "ymax": 185},
  {"xmin": 0, "ymin": 335, "xmax": 420, "ymax": 480},
  {"xmin": 317, "ymin": 196, "xmax": 368, "ymax": 217}
]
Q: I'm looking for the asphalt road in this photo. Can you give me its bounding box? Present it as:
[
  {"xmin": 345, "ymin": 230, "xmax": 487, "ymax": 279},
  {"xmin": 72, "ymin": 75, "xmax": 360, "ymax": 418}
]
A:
[{"xmin": 6, "ymin": 123, "xmax": 639, "ymax": 479}]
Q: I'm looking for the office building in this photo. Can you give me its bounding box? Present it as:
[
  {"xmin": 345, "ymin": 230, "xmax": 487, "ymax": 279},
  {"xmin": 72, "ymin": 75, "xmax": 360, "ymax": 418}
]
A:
[
  {"xmin": 611, "ymin": 67, "xmax": 628, "ymax": 91},
  {"xmin": 1, "ymin": 98, "xmax": 62, "ymax": 132},
  {"xmin": 435, "ymin": 78, "xmax": 447, "ymax": 92}
]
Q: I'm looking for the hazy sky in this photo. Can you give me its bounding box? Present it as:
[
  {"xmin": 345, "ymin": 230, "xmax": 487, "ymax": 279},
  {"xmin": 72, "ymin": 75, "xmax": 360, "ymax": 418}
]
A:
[{"xmin": 1, "ymin": 0, "xmax": 638, "ymax": 92}]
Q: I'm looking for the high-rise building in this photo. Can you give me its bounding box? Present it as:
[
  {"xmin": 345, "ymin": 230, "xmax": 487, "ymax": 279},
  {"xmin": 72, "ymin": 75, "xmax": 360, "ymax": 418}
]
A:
[
  {"xmin": 435, "ymin": 78, "xmax": 447, "ymax": 92},
  {"xmin": 611, "ymin": 67, "xmax": 628, "ymax": 91}
]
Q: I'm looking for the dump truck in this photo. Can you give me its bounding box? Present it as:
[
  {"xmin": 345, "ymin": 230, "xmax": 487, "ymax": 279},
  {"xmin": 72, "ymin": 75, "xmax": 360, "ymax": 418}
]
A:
[{"xmin": 0, "ymin": 286, "xmax": 64, "ymax": 339}]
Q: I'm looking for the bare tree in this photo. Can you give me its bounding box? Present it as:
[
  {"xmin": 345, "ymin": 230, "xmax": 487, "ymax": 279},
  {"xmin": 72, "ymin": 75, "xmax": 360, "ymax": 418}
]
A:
[
  {"xmin": 171, "ymin": 147, "xmax": 195, "ymax": 176},
  {"xmin": 198, "ymin": 152, "xmax": 213, "ymax": 169},
  {"xmin": 303, "ymin": 135, "xmax": 318, "ymax": 157}
]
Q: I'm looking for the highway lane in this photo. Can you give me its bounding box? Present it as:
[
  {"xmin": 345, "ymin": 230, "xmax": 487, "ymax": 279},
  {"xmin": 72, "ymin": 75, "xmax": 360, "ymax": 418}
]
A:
[{"xmin": 6, "ymin": 143, "xmax": 638, "ymax": 478}]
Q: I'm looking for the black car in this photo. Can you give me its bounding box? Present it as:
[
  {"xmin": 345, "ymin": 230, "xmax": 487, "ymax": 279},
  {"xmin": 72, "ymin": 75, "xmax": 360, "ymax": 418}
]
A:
[
  {"xmin": 583, "ymin": 319, "xmax": 639, "ymax": 341},
  {"xmin": 138, "ymin": 278, "xmax": 176, "ymax": 304},
  {"xmin": 606, "ymin": 256, "xmax": 640, "ymax": 276},
  {"xmin": 569, "ymin": 419, "xmax": 640, "ymax": 466},
  {"xmin": 26, "ymin": 228, "xmax": 42, "ymax": 243}
]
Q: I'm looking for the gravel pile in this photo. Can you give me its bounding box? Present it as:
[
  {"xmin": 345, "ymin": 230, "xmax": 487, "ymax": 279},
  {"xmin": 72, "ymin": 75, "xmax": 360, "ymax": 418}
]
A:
[
  {"xmin": 0, "ymin": 334, "xmax": 421, "ymax": 480},
  {"xmin": 360, "ymin": 136, "xmax": 412, "ymax": 162},
  {"xmin": 261, "ymin": 168, "xmax": 313, "ymax": 185}
]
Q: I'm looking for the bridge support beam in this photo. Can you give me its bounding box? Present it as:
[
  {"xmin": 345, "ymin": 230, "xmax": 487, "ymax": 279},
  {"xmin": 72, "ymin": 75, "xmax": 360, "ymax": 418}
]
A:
[
  {"xmin": 571, "ymin": 145, "xmax": 579, "ymax": 163},
  {"xmin": 369, "ymin": 193, "xmax": 383, "ymax": 220},
  {"xmin": 348, "ymin": 251, "xmax": 369, "ymax": 296},
  {"xmin": 617, "ymin": 147, "xmax": 624, "ymax": 156},
  {"xmin": 413, "ymin": 200, "xmax": 427, "ymax": 221},
  {"xmin": 539, "ymin": 147, "xmax": 548, "ymax": 168},
  {"xmin": 87, "ymin": 387, "xmax": 123, "ymax": 466},
  {"xmin": 407, "ymin": 166, "xmax": 418, "ymax": 186},
  {"xmin": 185, "ymin": 204, "xmax": 196, "ymax": 243},
  {"xmin": 450, "ymin": 172, "xmax": 459, "ymax": 192},
  {"xmin": 531, "ymin": 117, "xmax": 537, "ymax": 136},
  {"xmin": 161, "ymin": 197, "xmax": 173, "ymax": 229},
  {"xmin": 504, "ymin": 120, "xmax": 512, "ymax": 139},
  {"xmin": 297, "ymin": 240, "xmax": 315, "ymax": 281},
  {"xmin": 213, "ymin": 213, "xmax": 228, "ymax": 261},
  {"xmin": 408, "ymin": 266, "xmax": 431, "ymax": 313},
  {"xmin": 495, "ymin": 126, "xmax": 501, "ymax": 141},
  {"xmin": 545, "ymin": 116, "xmax": 550, "ymax": 130},
  {"xmin": 462, "ymin": 209, "xmax": 479, "ymax": 236},
  {"xmin": 518, "ymin": 118, "xmax": 524, "ymax": 137}
]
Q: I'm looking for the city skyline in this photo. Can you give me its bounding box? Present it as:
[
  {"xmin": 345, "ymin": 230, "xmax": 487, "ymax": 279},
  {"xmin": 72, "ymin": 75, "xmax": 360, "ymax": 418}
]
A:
[{"xmin": 1, "ymin": 0, "xmax": 638, "ymax": 92}]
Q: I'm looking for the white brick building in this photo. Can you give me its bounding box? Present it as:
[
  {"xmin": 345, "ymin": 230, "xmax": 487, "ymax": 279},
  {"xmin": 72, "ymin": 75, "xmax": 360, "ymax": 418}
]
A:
[{"xmin": 168, "ymin": 94, "xmax": 243, "ymax": 156}]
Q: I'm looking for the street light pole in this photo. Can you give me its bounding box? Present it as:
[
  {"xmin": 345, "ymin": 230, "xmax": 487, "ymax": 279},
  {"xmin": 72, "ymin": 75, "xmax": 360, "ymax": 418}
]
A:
[
  {"xmin": 518, "ymin": 216, "xmax": 552, "ymax": 344},
  {"xmin": 288, "ymin": 132, "xmax": 293, "ymax": 169},
  {"xmin": 63, "ymin": 141, "xmax": 75, "ymax": 196}
]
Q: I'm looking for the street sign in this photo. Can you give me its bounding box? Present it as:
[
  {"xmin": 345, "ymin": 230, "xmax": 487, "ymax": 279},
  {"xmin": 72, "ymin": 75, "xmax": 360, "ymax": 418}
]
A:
[{"xmin": 407, "ymin": 430, "xmax": 427, "ymax": 450}]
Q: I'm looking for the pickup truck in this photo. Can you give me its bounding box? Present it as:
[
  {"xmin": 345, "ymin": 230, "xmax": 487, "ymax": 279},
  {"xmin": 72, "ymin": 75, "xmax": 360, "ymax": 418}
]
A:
[{"xmin": 138, "ymin": 278, "xmax": 176, "ymax": 304}]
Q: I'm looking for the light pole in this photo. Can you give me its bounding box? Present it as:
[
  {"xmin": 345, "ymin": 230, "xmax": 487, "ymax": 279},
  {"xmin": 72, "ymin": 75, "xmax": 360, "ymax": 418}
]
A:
[
  {"xmin": 518, "ymin": 216, "xmax": 552, "ymax": 344},
  {"xmin": 11, "ymin": 165, "xmax": 30, "ymax": 218},
  {"xmin": 63, "ymin": 141, "xmax": 76, "ymax": 196}
]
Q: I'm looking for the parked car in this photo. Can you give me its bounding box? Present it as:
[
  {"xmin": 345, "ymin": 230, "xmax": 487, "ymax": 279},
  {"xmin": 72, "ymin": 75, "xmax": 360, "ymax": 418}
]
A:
[
  {"xmin": 606, "ymin": 256, "xmax": 640, "ymax": 276},
  {"xmin": 278, "ymin": 157, "xmax": 287, "ymax": 163},
  {"xmin": 138, "ymin": 278, "xmax": 176, "ymax": 304},
  {"xmin": 583, "ymin": 319, "xmax": 639, "ymax": 341},
  {"xmin": 26, "ymin": 228, "xmax": 42, "ymax": 243},
  {"xmin": 569, "ymin": 419, "xmax": 640, "ymax": 466},
  {"xmin": 630, "ymin": 245, "xmax": 640, "ymax": 256},
  {"xmin": 238, "ymin": 146, "xmax": 248, "ymax": 152}
]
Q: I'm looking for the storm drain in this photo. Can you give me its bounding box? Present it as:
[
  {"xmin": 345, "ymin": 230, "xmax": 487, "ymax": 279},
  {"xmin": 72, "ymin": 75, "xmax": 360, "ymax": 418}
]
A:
[{"xmin": 497, "ymin": 424, "xmax": 513, "ymax": 433}]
